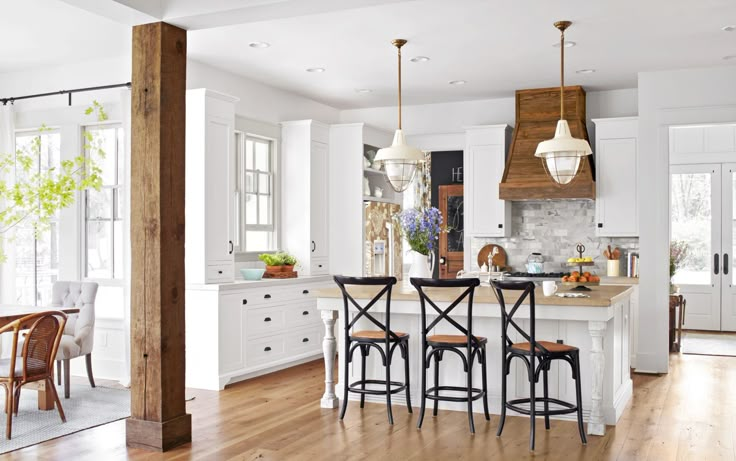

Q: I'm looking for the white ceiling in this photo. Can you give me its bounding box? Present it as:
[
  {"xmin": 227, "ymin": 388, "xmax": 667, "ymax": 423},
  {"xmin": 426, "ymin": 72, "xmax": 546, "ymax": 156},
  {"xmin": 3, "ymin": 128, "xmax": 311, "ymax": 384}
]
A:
[
  {"xmin": 0, "ymin": 0, "xmax": 130, "ymax": 73},
  {"xmin": 6, "ymin": 0, "xmax": 736, "ymax": 109}
]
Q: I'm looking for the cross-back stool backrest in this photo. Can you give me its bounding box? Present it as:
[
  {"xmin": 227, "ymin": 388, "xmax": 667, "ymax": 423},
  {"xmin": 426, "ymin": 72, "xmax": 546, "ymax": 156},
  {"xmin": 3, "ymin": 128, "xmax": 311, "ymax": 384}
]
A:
[
  {"xmin": 410, "ymin": 277, "xmax": 481, "ymax": 349},
  {"xmin": 490, "ymin": 280, "xmax": 550, "ymax": 357},
  {"xmin": 333, "ymin": 276, "xmax": 399, "ymax": 342}
]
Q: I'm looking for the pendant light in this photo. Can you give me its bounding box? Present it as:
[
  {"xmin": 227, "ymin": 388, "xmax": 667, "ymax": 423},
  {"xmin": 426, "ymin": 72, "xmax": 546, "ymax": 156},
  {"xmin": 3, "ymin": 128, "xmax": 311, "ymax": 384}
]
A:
[
  {"xmin": 373, "ymin": 39, "xmax": 425, "ymax": 193},
  {"xmin": 534, "ymin": 21, "xmax": 592, "ymax": 185}
]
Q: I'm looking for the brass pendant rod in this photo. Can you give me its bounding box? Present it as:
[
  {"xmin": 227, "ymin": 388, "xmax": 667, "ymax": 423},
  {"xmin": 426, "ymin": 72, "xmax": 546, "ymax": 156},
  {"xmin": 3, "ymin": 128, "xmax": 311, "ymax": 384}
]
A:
[
  {"xmin": 560, "ymin": 28, "xmax": 565, "ymax": 120},
  {"xmin": 398, "ymin": 44, "xmax": 402, "ymax": 130},
  {"xmin": 392, "ymin": 39, "xmax": 407, "ymax": 130}
]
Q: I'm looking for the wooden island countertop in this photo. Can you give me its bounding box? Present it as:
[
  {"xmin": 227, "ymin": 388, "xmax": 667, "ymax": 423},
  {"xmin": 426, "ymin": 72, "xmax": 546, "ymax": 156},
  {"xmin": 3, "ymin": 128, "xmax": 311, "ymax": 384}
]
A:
[{"xmin": 315, "ymin": 283, "xmax": 632, "ymax": 308}]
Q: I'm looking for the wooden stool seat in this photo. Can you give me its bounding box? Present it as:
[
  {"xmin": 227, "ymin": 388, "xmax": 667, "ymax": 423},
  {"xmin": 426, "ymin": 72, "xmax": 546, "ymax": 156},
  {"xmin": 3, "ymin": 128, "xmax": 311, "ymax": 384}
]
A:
[
  {"xmin": 352, "ymin": 330, "xmax": 409, "ymax": 341},
  {"xmin": 510, "ymin": 341, "xmax": 578, "ymax": 354},
  {"xmin": 427, "ymin": 334, "xmax": 487, "ymax": 346}
]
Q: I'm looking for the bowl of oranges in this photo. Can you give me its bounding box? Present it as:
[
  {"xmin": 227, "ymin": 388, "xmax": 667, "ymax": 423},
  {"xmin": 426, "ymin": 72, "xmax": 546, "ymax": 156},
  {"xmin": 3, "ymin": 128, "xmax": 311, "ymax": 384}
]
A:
[{"xmin": 561, "ymin": 271, "xmax": 600, "ymax": 286}]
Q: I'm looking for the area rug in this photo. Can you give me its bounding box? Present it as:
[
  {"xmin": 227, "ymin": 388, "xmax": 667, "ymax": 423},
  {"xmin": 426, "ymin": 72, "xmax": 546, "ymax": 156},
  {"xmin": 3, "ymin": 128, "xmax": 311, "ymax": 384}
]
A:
[
  {"xmin": 681, "ymin": 331, "xmax": 736, "ymax": 357},
  {"xmin": 0, "ymin": 383, "xmax": 129, "ymax": 454}
]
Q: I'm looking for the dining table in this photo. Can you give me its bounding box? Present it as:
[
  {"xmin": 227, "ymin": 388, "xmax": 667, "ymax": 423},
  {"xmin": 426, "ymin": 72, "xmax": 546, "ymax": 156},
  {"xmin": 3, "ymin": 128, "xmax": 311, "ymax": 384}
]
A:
[{"xmin": 0, "ymin": 305, "xmax": 80, "ymax": 411}]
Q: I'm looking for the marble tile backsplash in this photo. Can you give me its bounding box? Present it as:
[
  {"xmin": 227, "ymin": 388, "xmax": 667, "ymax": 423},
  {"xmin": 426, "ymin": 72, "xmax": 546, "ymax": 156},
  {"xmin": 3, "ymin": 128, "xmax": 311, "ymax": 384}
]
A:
[{"xmin": 470, "ymin": 201, "xmax": 639, "ymax": 275}]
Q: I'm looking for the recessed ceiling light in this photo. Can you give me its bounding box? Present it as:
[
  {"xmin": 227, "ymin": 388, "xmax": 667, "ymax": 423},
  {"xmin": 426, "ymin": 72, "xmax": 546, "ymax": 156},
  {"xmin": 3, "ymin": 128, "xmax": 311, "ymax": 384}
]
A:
[
  {"xmin": 306, "ymin": 67, "xmax": 325, "ymax": 73},
  {"xmin": 722, "ymin": 25, "xmax": 736, "ymax": 32},
  {"xmin": 248, "ymin": 41, "xmax": 270, "ymax": 48},
  {"xmin": 576, "ymin": 69, "xmax": 596, "ymax": 74},
  {"xmin": 355, "ymin": 88, "xmax": 372, "ymax": 94},
  {"xmin": 724, "ymin": 55, "xmax": 736, "ymax": 60},
  {"xmin": 410, "ymin": 56, "xmax": 430, "ymax": 63},
  {"xmin": 449, "ymin": 80, "xmax": 467, "ymax": 85},
  {"xmin": 553, "ymin": 41, "xmax": 576, "ymax": 48}
]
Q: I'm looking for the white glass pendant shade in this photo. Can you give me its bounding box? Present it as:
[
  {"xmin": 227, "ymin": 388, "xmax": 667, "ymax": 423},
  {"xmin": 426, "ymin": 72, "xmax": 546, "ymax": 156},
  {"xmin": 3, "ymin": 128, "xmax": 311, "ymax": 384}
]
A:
[
  {"xmin": 374, "ymin": 129, "xmax": 425, "ymax": 192},
  {"xmin": 535, "ymin": 120, "xmax": 592, "ymax": 185}
]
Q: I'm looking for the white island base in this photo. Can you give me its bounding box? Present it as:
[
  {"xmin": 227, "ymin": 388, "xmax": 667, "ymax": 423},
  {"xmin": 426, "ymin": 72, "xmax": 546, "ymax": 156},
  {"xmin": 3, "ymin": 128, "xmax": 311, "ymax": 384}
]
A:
[{"xmin": 316, "ymin": 284, "xmax": 634, "ymax": 436}]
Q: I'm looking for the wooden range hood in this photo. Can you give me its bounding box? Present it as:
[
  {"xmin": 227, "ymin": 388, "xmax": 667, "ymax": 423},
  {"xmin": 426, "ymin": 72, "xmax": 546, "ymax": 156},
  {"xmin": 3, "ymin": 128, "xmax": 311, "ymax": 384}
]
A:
[{"xmin": 499, "ymin": 86, "xmax": 595, "ymax": 200}]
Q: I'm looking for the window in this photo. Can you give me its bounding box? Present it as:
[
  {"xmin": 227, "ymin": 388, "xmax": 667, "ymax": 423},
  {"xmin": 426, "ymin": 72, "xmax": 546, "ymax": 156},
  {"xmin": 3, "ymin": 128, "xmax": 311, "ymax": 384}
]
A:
[
  {"xmin": 13, "ymin": 130, "xmax": 61, "ymax": 306},
  {"xmin": 234, "ymin": 131, "xmax": 277, "ymax": 253},
  {"xmin": 84, "ymin": 124, "xmax": 124, "ymax": 279}
]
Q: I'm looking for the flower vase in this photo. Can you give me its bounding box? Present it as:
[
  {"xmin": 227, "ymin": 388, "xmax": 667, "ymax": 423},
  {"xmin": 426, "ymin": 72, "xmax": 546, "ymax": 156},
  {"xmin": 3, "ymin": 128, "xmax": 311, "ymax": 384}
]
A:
[{"xmin": 409, "ymin": 251, "xmax": 434, "ymax": 279}]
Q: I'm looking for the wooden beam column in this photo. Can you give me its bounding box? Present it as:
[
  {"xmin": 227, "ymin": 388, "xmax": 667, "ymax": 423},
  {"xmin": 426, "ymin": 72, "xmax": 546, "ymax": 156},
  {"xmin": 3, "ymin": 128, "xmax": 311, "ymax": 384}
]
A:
[{"xmin": 126, "ymin": 21, "xmax": 191, "ymax": 451}]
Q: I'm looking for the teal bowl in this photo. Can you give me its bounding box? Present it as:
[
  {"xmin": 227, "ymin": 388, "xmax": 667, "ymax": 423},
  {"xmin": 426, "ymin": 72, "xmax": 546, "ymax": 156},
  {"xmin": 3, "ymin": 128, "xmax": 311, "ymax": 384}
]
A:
[{"xmin": 240, "ymin": 268, "xmax": 265, "ymax": 280}]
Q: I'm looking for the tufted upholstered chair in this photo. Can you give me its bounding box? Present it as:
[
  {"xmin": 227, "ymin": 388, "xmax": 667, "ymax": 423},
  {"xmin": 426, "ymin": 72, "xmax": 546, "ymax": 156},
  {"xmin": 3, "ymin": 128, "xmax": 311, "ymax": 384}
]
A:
[{"xmin": 51, "ymin": 281, "xmax": 98, "ymax": 398}]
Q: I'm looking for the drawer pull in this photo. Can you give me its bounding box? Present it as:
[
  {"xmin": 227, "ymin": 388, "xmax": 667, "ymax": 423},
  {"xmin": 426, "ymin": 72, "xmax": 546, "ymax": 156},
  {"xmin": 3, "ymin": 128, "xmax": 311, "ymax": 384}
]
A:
[
  {"xmin": 318, "ymin": 264, "xmax": 323, "ymax": 268},
  {"xmin": 302, "ymin": 310, "xmax": 309, "ymax": 316},
  {"xmin": 218, "ymin": 270, "xmax": 223, "ymax": 274},
  {"xmin": 264, "ymin": 294, "xmax": 272, "ymax": 299},
  {"xmin": 302, "ymin": 289, "xmax": 309, "ymax": 294},
  {"xmin": 242, "ymin": 299, "xmax": 248, "ymax": 305},
  {"xmin": 302, "ymin": 338, "xmax": 309, "ymax": 343},
  {"xmin": 264, "ymin": 317, "xmax": 272, "ymax": 322},
  {"xmin": 264, "ymin": 346, "xmax": 272, "ymax": 352}
]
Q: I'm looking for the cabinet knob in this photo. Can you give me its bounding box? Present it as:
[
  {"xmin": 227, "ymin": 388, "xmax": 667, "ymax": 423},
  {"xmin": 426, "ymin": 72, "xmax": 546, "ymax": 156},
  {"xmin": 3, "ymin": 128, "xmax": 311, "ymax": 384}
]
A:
[
  {"xmin": 302, "ymin": 310, "xmax": 309, "ymax": 316},
  {"xmin": 302, "ymin": 338, "xmax": 309, "ymax": 343},
  {"xmin": 242, "ymin": 299, "xmax": 248, "ymax": 305},
  {"xmin": 264, "ymin": 317, "xmax": 272, "ymax": 322},
  {"xmin": 218, "ymin": 270, "xmax": 223, "ymax": 274},
  {"xmin": 318, "ymin": 264, "xmax": 323, "ymax": 268},
  {"xmin": 597, "ymin": 223, "xmax": 603, "ymax": 228},
  {"xmin": 264, "ymin": 294, "xmax": 271, "ymax": 299},
  {"xmin": 302, "ymin": 289, "xmax": 309, "ymax": 294},
  {"xmin": 264, "ymin": 346, "xmax": 272, "ymax": 352},
  {"xmin": 498, "ymin": 224, "xmax": 503, "ymax": 229}
]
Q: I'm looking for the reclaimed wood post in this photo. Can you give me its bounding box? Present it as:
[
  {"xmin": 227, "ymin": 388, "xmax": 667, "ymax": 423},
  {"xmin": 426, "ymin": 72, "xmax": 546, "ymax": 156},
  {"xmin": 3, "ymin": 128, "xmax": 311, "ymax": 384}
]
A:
[{"xmin": 126, "ymin": 21, "xmax": 191, "ymax": 451}]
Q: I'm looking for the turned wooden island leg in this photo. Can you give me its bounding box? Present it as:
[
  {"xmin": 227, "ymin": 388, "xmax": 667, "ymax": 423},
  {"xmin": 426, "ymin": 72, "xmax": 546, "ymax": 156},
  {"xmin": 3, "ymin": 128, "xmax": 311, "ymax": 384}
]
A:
[
  {"xmin": 588, "ymin": 320, "xmax": 607, "ymax": 436},
  {"xmin": 320, "ymin": 310, "xmax": 339, "ymax": 409}
]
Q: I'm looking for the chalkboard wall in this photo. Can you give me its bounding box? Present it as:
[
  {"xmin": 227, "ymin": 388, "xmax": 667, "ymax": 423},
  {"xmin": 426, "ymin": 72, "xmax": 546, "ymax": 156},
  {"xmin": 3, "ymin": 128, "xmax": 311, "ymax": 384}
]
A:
[{"xmin": 430, "ymin": 151, "xmax": 463, "ymax": 278}]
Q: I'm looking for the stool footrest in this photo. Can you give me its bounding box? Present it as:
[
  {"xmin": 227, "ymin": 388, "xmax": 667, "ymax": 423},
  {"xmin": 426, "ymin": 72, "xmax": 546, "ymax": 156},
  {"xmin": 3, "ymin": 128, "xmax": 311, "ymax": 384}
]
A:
[
  {"xmin": 348, "ymin": 379, "xmax": 407, "ymax": 396},
  {"xmin": 506, "ymin": 397, "xmax": 578, "ymax": 416},
  {"xmin": 425, "ymin": 385, "xmax": 486, "ymax": 403}
]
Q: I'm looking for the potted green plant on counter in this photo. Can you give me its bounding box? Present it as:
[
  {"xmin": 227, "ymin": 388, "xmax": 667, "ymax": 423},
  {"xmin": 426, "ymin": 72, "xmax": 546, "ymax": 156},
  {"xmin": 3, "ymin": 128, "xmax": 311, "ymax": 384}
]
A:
[{"xmin": 258, "ymin": 252, "xmax": 299, "ymax": 278}]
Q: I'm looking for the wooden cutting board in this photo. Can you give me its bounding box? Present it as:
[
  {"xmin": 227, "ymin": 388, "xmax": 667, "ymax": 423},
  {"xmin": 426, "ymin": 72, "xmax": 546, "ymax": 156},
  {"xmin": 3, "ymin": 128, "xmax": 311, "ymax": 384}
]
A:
[{"xmin": 477, "ymin": 244, "xmax": 507, "ymax": 269}]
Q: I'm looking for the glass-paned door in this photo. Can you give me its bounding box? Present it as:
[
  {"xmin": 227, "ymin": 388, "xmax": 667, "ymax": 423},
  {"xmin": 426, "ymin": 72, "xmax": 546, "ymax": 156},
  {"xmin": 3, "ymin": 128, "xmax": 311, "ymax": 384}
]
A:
[{"xmin": 720, "ymin": 164, "xmax": 736, "ymax": 331}]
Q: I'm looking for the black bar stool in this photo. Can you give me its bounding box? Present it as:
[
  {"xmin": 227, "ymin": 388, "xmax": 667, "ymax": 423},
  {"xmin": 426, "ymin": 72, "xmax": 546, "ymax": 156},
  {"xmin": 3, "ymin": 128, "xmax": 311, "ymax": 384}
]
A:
[
  {"xmin": 410, "ymin": 277, "xmax": 489, "ymax": 434},
  {"xmin": 491, "ymin": 280, "xmax": 586, "ymax": 451},
  {"xmin": 333, "ymin": 275, "xmax": 412, "ymax": 425}
]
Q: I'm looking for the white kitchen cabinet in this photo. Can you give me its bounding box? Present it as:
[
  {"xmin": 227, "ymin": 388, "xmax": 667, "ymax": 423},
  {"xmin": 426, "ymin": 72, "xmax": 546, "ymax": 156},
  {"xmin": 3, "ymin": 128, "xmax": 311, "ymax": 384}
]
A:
[
  {"xmin": 281, "ymin": 121, "xmax": 330, "ymax": 275},
  {"xmin": 670, "ymin": 124, "xmax": 736, "ymax": 157},
  {"xmin": 593, "ymin": 117, "xmax": 639, "ymax": 237},
  {"xmin": 328, "ymin": 123, "xmax": 395, "ymax": 276},
  {"xmin": 185, "ymin": 89, "xmax": 239, "ymax": 284},
  {"xmin": 464, "ymin": 125, "xmax": 512, "ymax": 247},
  {"xmin": 185, "ymin": 278, "xmax": 331, "ymax": 391}
]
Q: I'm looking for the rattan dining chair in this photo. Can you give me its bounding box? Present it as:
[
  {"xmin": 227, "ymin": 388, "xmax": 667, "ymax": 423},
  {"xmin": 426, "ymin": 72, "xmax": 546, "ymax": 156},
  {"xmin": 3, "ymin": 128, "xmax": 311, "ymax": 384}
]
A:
[{"xmin": 0, "ymin": 311, "xmax": 67, "ymax": 439}]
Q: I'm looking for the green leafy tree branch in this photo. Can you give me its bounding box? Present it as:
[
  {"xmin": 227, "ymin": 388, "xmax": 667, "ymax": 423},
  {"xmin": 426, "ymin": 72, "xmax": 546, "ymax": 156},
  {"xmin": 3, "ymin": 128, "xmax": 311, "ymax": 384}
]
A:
[{"xmin": 0, "ymin": 101, "xmax": 107, "ymax": 262}]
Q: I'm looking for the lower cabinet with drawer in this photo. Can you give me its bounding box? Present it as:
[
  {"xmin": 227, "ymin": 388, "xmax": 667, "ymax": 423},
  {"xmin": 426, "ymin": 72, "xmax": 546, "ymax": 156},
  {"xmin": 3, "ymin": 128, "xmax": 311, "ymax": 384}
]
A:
[{"xmin": 185, "ymin": 278, "xmax": 331, "ymax": 391}]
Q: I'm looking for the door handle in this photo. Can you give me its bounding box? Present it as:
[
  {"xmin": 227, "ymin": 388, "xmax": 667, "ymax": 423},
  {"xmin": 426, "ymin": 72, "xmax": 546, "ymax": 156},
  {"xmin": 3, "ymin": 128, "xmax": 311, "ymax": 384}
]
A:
[
  {"xmin": 715, "ymin": 253, "xmax": 720, "ymax": 275},
  {"xmin": 725, "ymin": 253, "xmax": 729, "ymax": 276},
  {"xmin": 439, "ymin": 256, "xmax": 447, "ymax": 266}
]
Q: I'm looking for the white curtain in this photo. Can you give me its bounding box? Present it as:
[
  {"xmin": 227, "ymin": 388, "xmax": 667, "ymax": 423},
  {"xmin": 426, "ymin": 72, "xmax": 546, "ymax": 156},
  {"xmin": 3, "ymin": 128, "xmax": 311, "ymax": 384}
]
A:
[
  {"xmin": 121, "ymin": 90, "xmax": 132, "ymax": 386},
  {"xmin": 0, "ymin": 105, "xmax": 15, "ymax": 358}
]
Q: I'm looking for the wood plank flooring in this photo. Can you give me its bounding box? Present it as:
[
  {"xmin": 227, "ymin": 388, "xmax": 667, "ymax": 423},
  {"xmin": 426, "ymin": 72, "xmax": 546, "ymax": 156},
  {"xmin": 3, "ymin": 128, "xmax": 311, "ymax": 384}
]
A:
[{"xmin": 4, "ymin": 352, "xmax": 735, "ymax": 460}]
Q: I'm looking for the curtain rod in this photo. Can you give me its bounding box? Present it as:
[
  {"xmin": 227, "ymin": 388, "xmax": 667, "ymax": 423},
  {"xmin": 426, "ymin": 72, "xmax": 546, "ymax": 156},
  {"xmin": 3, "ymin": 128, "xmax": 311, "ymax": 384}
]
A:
[{"xmin": 1, "ymin": 82, "xmax": 132, "ymax": 106}]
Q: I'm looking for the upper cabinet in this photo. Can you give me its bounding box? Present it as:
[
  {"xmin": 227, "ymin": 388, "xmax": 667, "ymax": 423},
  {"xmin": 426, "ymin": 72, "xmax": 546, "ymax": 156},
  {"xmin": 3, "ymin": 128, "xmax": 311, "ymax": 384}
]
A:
[
  {"xmin": 281, "ymin": 120, "xmax": 330, "ymax": 276},
  {"xmin": 185, "ymin": 89, "xmax": 239, "ymax": 284},
  {"xmin": 593, "ymin": 117, "xmax": 639, "ymax": 237},
  {"xmin": 465, "ymin": 125, "xmax": 512, "ymax": 238}
]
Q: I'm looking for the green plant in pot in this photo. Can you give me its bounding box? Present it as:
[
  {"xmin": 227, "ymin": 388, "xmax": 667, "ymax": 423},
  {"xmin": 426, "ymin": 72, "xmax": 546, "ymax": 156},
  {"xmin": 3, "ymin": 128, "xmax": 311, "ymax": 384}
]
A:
[
  {"xmin": 259, "ymin": 253, "xmax": 284, "ymax": 275},
  {"xmin": 281, "ymin": 253, "xmax": 297, "ymax": 272}
]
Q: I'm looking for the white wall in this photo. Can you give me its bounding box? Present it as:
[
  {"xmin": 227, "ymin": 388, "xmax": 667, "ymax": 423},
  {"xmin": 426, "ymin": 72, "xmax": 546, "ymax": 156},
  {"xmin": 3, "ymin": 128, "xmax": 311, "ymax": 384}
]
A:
[{"xmin": 637, "ymin": 65, "xmax": 736, "ymax": 373}]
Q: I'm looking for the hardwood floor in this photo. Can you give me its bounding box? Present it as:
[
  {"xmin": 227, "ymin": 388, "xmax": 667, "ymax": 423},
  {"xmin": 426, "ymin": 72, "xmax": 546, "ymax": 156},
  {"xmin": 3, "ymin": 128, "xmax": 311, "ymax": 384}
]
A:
[{"xmin": 4, "ymin": 352, "xmax": 736, "ymax": 460}]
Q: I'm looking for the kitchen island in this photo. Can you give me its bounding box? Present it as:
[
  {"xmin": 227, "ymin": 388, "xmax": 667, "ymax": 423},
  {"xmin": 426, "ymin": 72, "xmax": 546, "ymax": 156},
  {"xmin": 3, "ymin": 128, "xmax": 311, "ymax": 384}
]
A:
[{"xmin": 316, "ymin": 283, "xmax": 633, "ymax": 436}]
